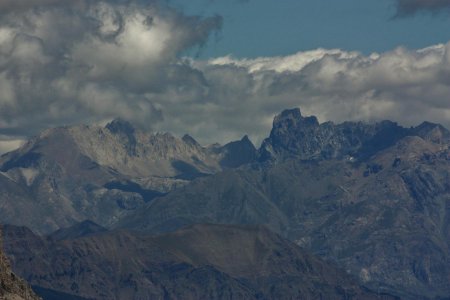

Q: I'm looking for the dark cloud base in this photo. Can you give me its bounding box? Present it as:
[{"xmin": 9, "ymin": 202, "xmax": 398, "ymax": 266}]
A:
[{"xmin": 395, "ymin": 0, "xmax": 450, "ymax": 16}]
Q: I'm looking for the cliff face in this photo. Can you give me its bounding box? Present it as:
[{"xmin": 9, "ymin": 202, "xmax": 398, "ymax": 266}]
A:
[
  {"xmin": 0, "ymin": 229, "xmax": 40, "ymax": 300},
  {"xmin": 259, "ymin": 108, "xmax": 449, "ymax": 162}
]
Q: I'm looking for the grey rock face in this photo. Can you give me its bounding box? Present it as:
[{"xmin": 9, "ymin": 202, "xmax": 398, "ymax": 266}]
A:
[
  {"xmin": 105, "ymin": 118, "xmax": 138, "ymax": 156},
  {"xmin": 259, "ymin": 108, "xmax": 412, "ymax": 161}
]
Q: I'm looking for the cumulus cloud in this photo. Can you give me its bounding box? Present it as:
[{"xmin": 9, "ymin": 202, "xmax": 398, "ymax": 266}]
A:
[
  {"xmin": 394, "ymin": 0, "xmax": 450, "ymax": 16},
  {"xmin": 0, "ymin": 0, "xmax": 221, "ymax": 149},
  {"xmin": 0, "ymin": 0, "xmax": 65, "ymax": 13},
  {"xmin": 0, "ymin": 136, "xmax": 25, "ymax": 155},
  {"xmin": 0, "ymin": 0, "xmax": 102, "ymax": 15},
  {"xmin": 174, "ymin": 43, "xmax": 450, "ymax": 145},
  {"xmin": 2, "ymin": 0, "xmax": 450, "ymax": 154}
]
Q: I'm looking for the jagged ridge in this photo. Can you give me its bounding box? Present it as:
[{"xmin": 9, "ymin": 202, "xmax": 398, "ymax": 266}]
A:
[
  {"xmin": 259, "ymin": 107, "xmax": 450, "ymax": 161},
  {"xmin": 0, "ymin": 120, "xmax": 257, "ymax": 234}
]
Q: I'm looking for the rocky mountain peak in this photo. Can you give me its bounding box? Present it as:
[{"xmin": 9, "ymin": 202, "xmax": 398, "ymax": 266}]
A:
[
  {"xmin": 240, "ymin": 135, "xmax": 252, "ymax": 144},
  {"xmin": 260, "ymin": 108, "xmax": 332, "ymax": 161},
  {"xmin": 415, "ymin": 121, "xmax": 441, "ymax": 131},
  {"xmin": 181, "ymin": 134, "xmax": 200, "ymax": 147},
  {"xmin": 413, "ymin": 121, "xmax": 450, "ymax": 144},
  {"xmin": 104, "ymin": 118, "xmax": 138, "ymax": 156},
  {"xmin": 260, "ymin": 108, "xmax": 418, "ymax": 162},
  {"xmin": 272, "ymin": 108, "xmax": 319, "ymax": 131},
  {"xmin": 274, "ymin": 107, "xmax": 302, "ymax": 121},
  {"xmin": 219, "ymin": 135, "xmax": 257, "ymax": 168},
  {"xmin": 105, "ymin": 118, "xmax": 135, "ymax": 136}
]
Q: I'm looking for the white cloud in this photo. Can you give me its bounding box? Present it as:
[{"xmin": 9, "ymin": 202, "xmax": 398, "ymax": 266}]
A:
[
  {"xmin": 207, "ymin": 49, "xmax": 361, "ymax": 73},
  {"xmin": 0, "ymin": 0, "xmax": 66, "ymax": 13},
  {"xmin": 0, "ymin": 0, "xmax": 221, "ymax": 138},
  {"xmin": 169, "ymin": 42, "xmax": 450, "ymax": 145},
  {"xmin": 1, "ymin": 0, "xmax": 450, "ymax": 149},
  {"xmin": 0, "ymin": 138, "xmax": 25, "ymax": 155}
]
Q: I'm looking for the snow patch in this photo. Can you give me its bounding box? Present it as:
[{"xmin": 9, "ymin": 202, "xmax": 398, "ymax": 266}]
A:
[
  {"xmin": 360, "ymin": 268, "xmax": 371, "ymax": 282},
  {"xmin": 19, "ymin": 168, "xmax": 39, "ymax": 186}
]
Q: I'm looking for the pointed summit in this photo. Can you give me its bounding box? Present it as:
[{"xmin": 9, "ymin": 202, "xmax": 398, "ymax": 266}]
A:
[
  {"xmin": 105, "ymin": 118, "xmax": 135, "ymax": 136},
  {"xmin": 240, "ymin": 135, "xmax": 252, "ymax": 144},
  {"xmin": 105, "ymin": 118, "xmax": 137, "ymax": 155},
  {"xmin": 182, "ymin": 134, "xmax": 200, "ymax": 147},
  {"xmin": 219, "ymin": 135, "xmax": 257, "ymax": 168},
  {"xmin": 413, "ymin": 121, "xmax": 450, "ymax": 144}
]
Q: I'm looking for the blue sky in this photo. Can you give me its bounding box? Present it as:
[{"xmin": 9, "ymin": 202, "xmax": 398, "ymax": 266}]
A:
[{"xmin": 172, "ymin": 0, "xmax": 450, "ymax": 58}]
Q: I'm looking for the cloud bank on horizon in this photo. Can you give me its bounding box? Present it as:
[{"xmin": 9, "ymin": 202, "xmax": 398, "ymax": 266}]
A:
[{"xmin": 1, "ymin": 0, "xmax": 450, "ymax": 153}]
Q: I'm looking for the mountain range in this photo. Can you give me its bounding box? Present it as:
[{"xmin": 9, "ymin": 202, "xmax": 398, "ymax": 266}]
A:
[
  {"xmin": 1, "ymin": 107, "xmax": 449, "ymax": 299},
  {"xmin": 0, "ymin": 119, "xmax": 256, "ymax": 234}
]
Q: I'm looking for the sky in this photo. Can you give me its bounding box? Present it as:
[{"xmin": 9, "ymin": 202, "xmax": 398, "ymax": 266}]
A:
[
  {"xmin": 1, "ymin": 0, "xmax": 450, "ymax": 153},
  {"xmin": 171, "ymin": 0, "xmax": 450, "ymax": 58}
]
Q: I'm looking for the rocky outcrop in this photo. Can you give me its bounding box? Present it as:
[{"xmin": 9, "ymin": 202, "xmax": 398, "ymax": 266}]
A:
[
  {"xmin": 0, "ymin": 229, "xmax": 40, "ymax": 300},
  {"xmin": 258, "ymin": 108, "xmax": 432, "ymax": 161}
]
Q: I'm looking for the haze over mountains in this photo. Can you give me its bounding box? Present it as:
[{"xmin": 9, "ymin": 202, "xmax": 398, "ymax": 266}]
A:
[
  {"xmin": 1, "ymin": 107, "xmax": 450, "ymax": 299},
  {"xmin": 0, "ymin": 118, "xmax": 256, "ymax": 234}
]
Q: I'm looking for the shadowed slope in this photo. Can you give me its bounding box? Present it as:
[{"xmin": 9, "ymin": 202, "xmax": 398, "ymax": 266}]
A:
[
  {"xmin": 0, "ymin": 229, "xmax": 41, "ymax": 300},
  {"xmin": 2, "ymin": 224, "xmax": 393, "ymax": 300},
  {"xmin": 119, "ymin": 129, "xmax": 450, "ymax": 299}
]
